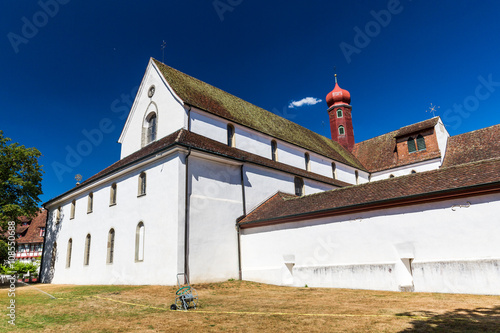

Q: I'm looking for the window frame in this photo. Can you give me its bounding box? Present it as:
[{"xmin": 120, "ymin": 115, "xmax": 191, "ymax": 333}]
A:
[
  {"xmin": 271, "ymin": 140, "xmax": 278, "ymax": 162},
  {"xmin": 227, "ymin": 124, "xmax": 235, "ymax": 147},
  {"xmin": 87, "ymin": 193, "xmax": 93, "ymax": 214},
  {"xmin": 407, "ymin": 137, "xmax": 417, "ymax": 153},
  {"xmin": 138, "ymin": 172, "xmax": 147, "ymax": 197},
  {"xmin": 338, "ymin": 125, "xmax": 345, "ymax": 135},
  {"xmin": 135, "ymin": 222, "xmax": 145, "ymax": 262},
  {"xmin": 70, "ymin": 200, "xmax": 75, "ymax": 219},
  {"xmin": 107, "ymin": 229, "xmax": 115, "ymax": 264},
  {"xmin": 146, "ymin": 113, "xmax": 157, "ymax": 144},
  {"xmin": 66, "ymin": 238, "xmax": 72, "ymax": 268},
  {"xmin": 294, "ymin": 177, "xmax": 304, "ymax": 196},
  {"xmin": 416, "ymin": 134, "xmax": 426, "ymax": 151},
  {"xmin": 110, "ymin": 183, "xmax": 117, "ymax": 206},
  {"xmin": 336, "ymin": 108, "xmax": 343, "ymax": 118},
  {"xmin": 84, "ymin": 234, "xmax": 91, "ymax": 266}
]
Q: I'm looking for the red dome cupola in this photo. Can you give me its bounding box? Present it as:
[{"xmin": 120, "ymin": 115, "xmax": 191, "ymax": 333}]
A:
[
  {"xmin": 326, "ymin": 74, "xmax": 355, "ymax": 152},
  {"xmin": 326, "ymin": 79, "xmax": 351, "ymax": 107}
]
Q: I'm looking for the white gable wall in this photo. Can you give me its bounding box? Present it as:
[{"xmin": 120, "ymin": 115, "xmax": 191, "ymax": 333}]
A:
[
  {"xmin": 119, "ymin": 61, "xmax": 187, "ymax": 159},
  {"xmin": 42, "ymin": 152, "xmax": 186, "ymax": 285}
]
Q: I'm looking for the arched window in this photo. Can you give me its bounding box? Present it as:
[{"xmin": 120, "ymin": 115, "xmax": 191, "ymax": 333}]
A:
[
  {"xmin": 146, "ymin": 113, "xmax": 157, "ymax": 144},
  {"xmin": 407, "ymin": 137, "xmax": 416, "ymax": 153},
  {"xmin": 66, "ymin": 239, "xmax": 72, "ymax": 268},
  {"xmin": 338, "ymin": 125, "xmax": 345, "ymax": 135},
  {"xmin": 70, "ymin": 200, "xmax": 75, "ymax": 219},
  {"xmin": 294, "ymin": 177, "xmax": 304, "ymax": 196},
  {"xmin": 135, "ymin": 222, "xmax": 145, "ymax": 262},
  {"xmin": 368, "ymin": 174, "xmax": 372, "ymax": 182},
  {"xmin": 389, "ymin": 174, "xmax": 395, "ymax": 178},
  {"xmin": 107, "ymin": 229, "xmax": 115, "ymax": 264},
  {"xmin": 305, "ymin": 153, "xmax": 310, "ymax": 171},
  {"xmin": 227, "ymin": 124, "xmax": 235, "ymax": 147},
  {"xmin": 337, "ymin": 108, "xmax": 343, "ymax": 118},
  {"xmin": 332, "ymin": 162, "xmax": 337, "ymax": 179},
  {"xmin": 271, "ymin": 140, "xmax": 278, "ymax": 162},
  {"xmin": 416, "ymin": 134, "xmax": 426, "ymax": 151},
  {"xmin": 355, "ymin": 171, "xmax": 359, "ymax": 184},
  {"xmin": 87, "ymin": 193, "xmax": 93, "ymax": 213},
  {"xmin": 411, "ymin": 170, "xmax": 417, "ymax": 174},
  {"xmin": 84, "ymin": 234, "xmax": 91, "ymax": 266},
  {"xmin": 56, "ymin": 206, "xmax": 62, "ymax": 223},
  {"xmin": 50, "ymin": 242, "xmax": 57, "ymax": 273},
  {"xmin": 138, "ymin": 172, "xmax": 146, "ymax": 196},
  {"xmin": 110, "ymin": 183, "xmax": 117, "ymax": 206}
]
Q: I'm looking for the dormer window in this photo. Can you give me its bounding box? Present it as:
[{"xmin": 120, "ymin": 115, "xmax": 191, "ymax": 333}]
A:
[
  {"xmin": 337, "ymin": 109, "xmax": 343, "ymax": 118},
  {"xmin": 146, "ymin": 113, "xmax": 157, "ymax": 144},
  {"xmin": 338, "ymin": 125, "xmax": 345, "ymax": 135},
  {"xmin": 416, "ymin": 134, "xmax": 426, "ymax": 151},
  {"xmin": 407, "ymin": 137, "xmax": 416, "ymax": 153}
]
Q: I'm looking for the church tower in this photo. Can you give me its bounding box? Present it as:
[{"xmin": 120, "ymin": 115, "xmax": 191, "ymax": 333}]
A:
[{"xmin": 326, "ymin": 75, "xmax": 355, "ymax": 151}]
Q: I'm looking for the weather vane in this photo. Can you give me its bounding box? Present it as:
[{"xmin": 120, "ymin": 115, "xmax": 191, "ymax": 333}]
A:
[
  {"xmin": 75, "ymin": 174, "xmax": 82, "ymax": 186},
  {"xmin": 161, "ymin": 40, "xmax": 166, "ymax": 63},
  {"xmin": 426, "ymin": 103, "xmax": 440, "ymax": 117}
]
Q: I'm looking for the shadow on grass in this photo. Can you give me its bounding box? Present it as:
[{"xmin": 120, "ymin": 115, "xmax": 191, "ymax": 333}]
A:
[{"xmin": 398, "ymin": 306, "xmax": 500, "ymax": 332}]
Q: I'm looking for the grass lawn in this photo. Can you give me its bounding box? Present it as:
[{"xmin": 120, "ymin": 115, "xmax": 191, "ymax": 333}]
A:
[{"xmin": 1, "ymin": 280, "xmax": 499, "ymax": 332}]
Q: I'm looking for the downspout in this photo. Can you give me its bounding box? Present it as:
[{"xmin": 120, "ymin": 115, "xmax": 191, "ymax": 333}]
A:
[
  {"xmin": 184, "ymin": 147, "xmax": 192, "ymax": 281},
  {"xmin": 237, "ymin": 163, "xmax": 247, "ymax": 280},
  {"xmin": 184, "ymin": 104, "xmax": 192, "ymax": 281},
  {"xmin": 39, "ymin": 206, "xmax": 49, "ymax": 283}
]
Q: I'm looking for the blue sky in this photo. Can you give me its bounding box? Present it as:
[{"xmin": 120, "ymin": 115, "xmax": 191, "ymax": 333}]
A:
[{"xmin": 1, "ymin": 0, "xmax": 500, "ymax": 204}]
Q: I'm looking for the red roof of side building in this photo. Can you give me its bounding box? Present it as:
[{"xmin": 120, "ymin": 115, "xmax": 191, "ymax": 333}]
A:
[
  {"xmin": 442, "ymin": 124, "xmax": 500, "ymax": 168},
  {"xmin": 352, "ymin": 117, "xmax": 440, "ymax": 172},
  {"xmin": 16, "ymin": 209, "xmax": 47, "ymax": 244},
  {"xmin": 239, "ymin": 157, "xmax": 500, "ymax": 227}
]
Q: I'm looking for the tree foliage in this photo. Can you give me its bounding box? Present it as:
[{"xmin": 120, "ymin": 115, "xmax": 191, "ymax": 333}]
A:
[{"xmin": 0, "ymin": 130, "xmax": 43, "ymax": 231}]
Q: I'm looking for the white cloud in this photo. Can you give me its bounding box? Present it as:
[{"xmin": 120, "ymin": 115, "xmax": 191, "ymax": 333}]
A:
[{"xmin": 288, "ymin": 97, "xmax": 322, "ymax": 108}]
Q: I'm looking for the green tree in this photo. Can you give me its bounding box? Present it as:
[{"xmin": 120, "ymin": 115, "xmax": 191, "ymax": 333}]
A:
[{"xmin": 0, "ymin": 130, "xmax": 43, "ymax": 231}]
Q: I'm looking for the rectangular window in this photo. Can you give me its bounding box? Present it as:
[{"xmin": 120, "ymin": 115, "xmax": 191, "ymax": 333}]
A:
[
  {"xmin": 87, "ymin": 193, "xmax": 93, "ymax": 213},
  {"xmin": 110, "ymin": 183, "xmax": 117, "ymax": 206},
  {"xmin": 70, "ymin": 200, "xmax": 75, "ymax": 219},
  {"xmin": 84, "ymin": 235, "xmax": 91, "ymax": 265},
  {"xmin": 39, "ymin": 228, "xmax": 45, "ymax": 237},
  {"xmin": 138, "ymin": 173, "xmax": 146, "ymax": 196}
]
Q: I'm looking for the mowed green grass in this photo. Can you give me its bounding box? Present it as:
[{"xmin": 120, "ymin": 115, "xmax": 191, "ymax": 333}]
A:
[{"xmin": 1, "ymin": 281, "xmax": 499, "ymax": 332}]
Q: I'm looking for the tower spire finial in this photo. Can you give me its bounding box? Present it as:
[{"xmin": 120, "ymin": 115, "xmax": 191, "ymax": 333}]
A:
[{"xmin": 334, "ymin": 65, "xmax": 337, "ymax": 84}]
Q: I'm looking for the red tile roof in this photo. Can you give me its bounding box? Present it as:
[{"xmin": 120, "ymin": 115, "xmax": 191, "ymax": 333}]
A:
[
  {"xmin": 45, "ymin": 129, "xmax": 349, "ymax": 206},
  {"xmin": 352, "ymin": 117, "xmax": 440, "ymax": 172},
  {"xmin": 442, "ymin": 124, "xmax": 500, "ymax": 168},
  {"xmin": 239, "ymin": 157, "xmax": 500, "ymax": 227},
  {"xmin": 16, "ymin": 209, "xmax": 46, "ymax": 244}
]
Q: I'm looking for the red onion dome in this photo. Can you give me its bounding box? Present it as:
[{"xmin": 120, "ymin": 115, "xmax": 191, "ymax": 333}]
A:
[{"xmin": 326, "ymin": 80, "xmax": 351, "ymax": 107}]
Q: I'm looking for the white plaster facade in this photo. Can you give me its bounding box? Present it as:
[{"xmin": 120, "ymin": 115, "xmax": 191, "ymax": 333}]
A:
[
  {"xmin": 40, "ymin": 58, "xmax": 499, "ymax": 295},
  {"xmin": 241, "ymin": 193, "xmax": 500, "ymax": 295}
]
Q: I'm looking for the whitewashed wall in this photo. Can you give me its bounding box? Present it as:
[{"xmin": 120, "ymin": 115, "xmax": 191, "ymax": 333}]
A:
[
  {"xmin": 119, "ymin": 61, "xmax": 187, "ymax": 159},
  {"xmin": 42, "ymin": 153, "xmax": 186, "ymax": 285},
  {"xmin": 241, "ymin": 192, "xmax": 500, "ymax": 295},
  {"xmin": 370, "ymin": 158, "xmax": 442, "ymax": 181},
  {"xmin": 187, "ymin": 156, "xmax": 242, "ymax": 283},
  {"xmin": 435, "ymin": 119, "xmax": 450, "ymax": 164},
  {"xmin": 190, "ymin": 108, "xmax": 361, "ymax": 184}
]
